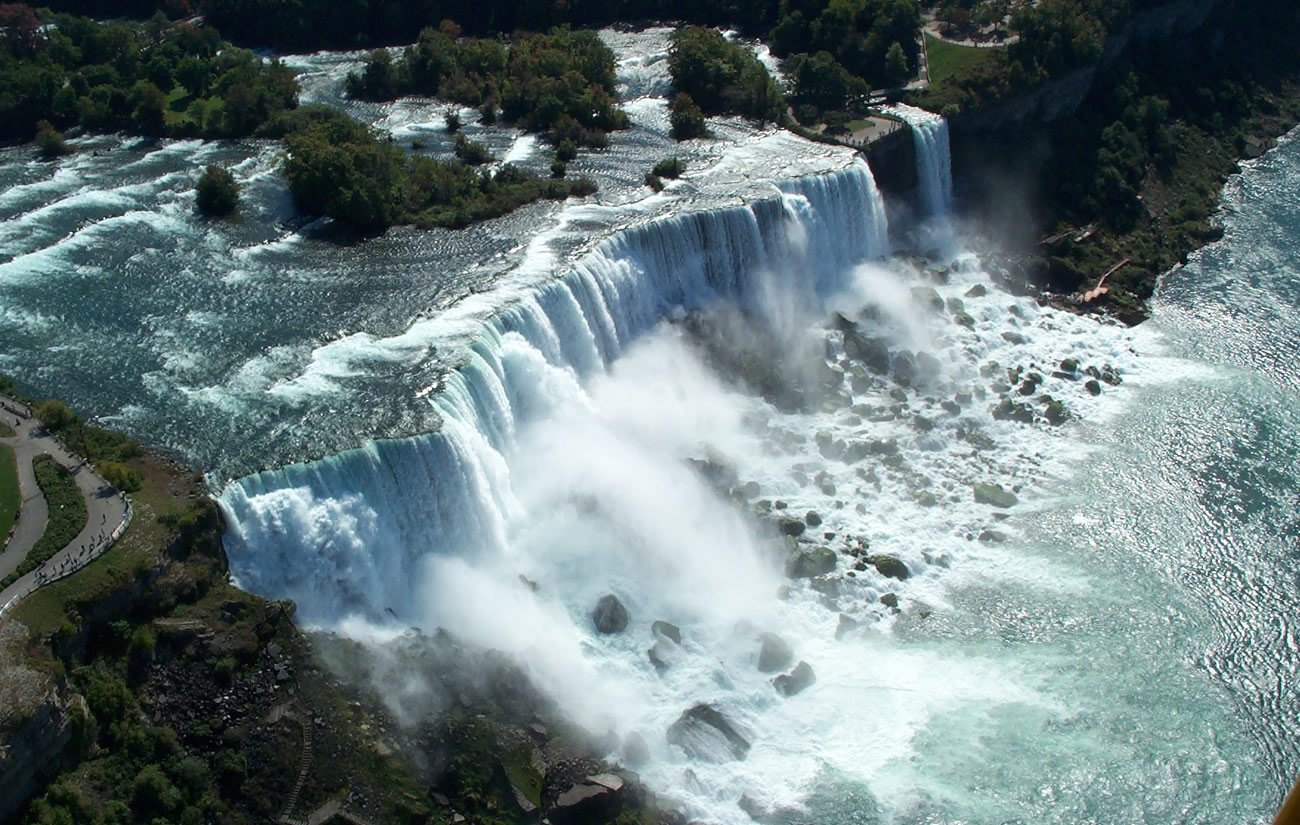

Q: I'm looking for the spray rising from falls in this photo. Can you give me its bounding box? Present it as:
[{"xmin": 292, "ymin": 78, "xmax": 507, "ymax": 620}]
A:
[
  {"xmin": 890, "ymin": 103, "xmax": 954, "ymax": 218},
  {"xmin": 220, "ymin": 161, "xmax": 889, "ymax": 624}
]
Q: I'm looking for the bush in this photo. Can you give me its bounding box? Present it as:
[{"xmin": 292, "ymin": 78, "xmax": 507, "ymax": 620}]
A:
[
  {"xmin": 454, "ymin": 134, "xmax": 493, "ymax": 165},
  {"xmin": 444, "ymin": 110, "xmax": 460, "ymax": 132},
  {"xmin": 667, "ymin": 27, "xmax": 784, "ymax": 122},
  {"xmin": 670, "ymin": 93, "xmax": 708, "ymax": 141},
  {"xmin": 652, "ymin": 157, "xmax": 685, "ymax": 178},
  {"xmin": 555, "ymin": 139, "xmax": 577, "ymax": 162},
  {"xmin": 195, "ymin": 165, "xmax": 238, "ymax": 216},
  {"xmin": 99, "ymin": 460, "xmax": 142, "ymax": 492},
  {"xmin": 644, "ymin": 172, "xmax": 664, "ymax": 192},
  {"xmin": 35, "ymin": 120, "xmax": 70, "ymax": 159},
  {"xmin": 550, "ymin": 160, "xmax": 566, "ymax": 178}
]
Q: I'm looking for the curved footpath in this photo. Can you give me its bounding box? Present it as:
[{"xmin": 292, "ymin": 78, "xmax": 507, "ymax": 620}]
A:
[{"xmin": 0, "ymin": 395, "xmax": 131, "ymax": 622}]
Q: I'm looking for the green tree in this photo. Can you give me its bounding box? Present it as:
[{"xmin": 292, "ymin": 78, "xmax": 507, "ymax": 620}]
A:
[
  {"xmin": 34, "ymin": 120, "xmax": 70, "ymax": 158},
  {"xmin": 669, "ymin": 92, "xmax": 708, "ymax": 140},
  {"xmin": 195, "ymin": 165, "xmax": 239, "ymax": 216},
  {"xmin": 884, "ymin": 41, "xmax": 910, "ymax": 87}
]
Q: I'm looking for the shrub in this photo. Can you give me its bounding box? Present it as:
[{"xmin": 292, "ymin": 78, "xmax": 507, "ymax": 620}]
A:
[
  {"xmin": 644, "ymin": 172, "xmax": 664, "ymax": 192},
  {"xmin": 454, "ymin": 134, "xmax": 493, "ymax": 165},
  {"xmin": 652, "ymin": 157, "xmax": 685, "ymax": 178},
  {"xmin": 99, "ymin": 460, "xmax": 142, "ymax": 492},
  {"xmin": 555, "ymin": 139, "xmax": 577, "ymax": 162},
  {"xmin": 550, "ymin": 160, "xmax": 566, "ymax": 178},
  {"xmin": 669, "ymin": 93, "xmax": 708, "ymax": 141},
  {"xmin": 195, "ymin": 165, "xmax": 238, "ymax": 216},
  {"xmin": 35, "ymin": 120, "xmax": 70, "ymax": 159},
  {"xmin": 444, "ymin": 110, "xmax": 460, "ymax": 132}
]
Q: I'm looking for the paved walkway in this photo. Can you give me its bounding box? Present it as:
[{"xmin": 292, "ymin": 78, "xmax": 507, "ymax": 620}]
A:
[{"xmin": 0, "ymin": 395, "xmax": 132, "ymax": 623}]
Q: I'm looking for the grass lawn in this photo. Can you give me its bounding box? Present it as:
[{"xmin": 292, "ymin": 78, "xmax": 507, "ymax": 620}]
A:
[
  {"xmin": 0, "ymin": 444, "xmax": 18, "ymax": 542},
  {"xmin": 925, "ymin": 34, "xmax": 999, "ymax": 85}
]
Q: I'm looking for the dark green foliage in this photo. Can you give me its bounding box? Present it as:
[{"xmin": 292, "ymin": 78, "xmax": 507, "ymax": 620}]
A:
[
  {"xmin": 280, "ymin": 106, "xmax": 597, "ymax": 232},
  {"xmin": 667, "ymin": 26, "xmax": 784, "ymax": 122},
  {"xmin": 645, "ymin": 172, "xmax": 664, "ymax": 192},
  {"xmin": 783, "ymin": 51, "xmax": 866, "ymax": 112},
  {"xmin": 195, "ymin": 164, "xmax": 238, "ymax": 216},
  {"xmin": 345, "ymin": 26, "xmax": 626, "ymax": 149},
  {"xmin": 34, "ymin": 119, "xmax": 70, "ymax": 157},
  {"xmin": 98, "ymin": 460, "xmax": 143, "ymax": 492},
  {"xmin": 555, "ymin": 139, "xmax": 577, "ymax": 162},
  {"xmin": 0, "ymin": 10, "xmax": 298, "ymax": 141},
  {"xmin": 550, "ymin": 160, "xmax": 566, "ymax": 178},
  {"xmin": 454, "ymin": 133, "xmax": 492, "ymax": 165},
  {"xmin": 670, "ymin": 92, "xmax": 708, "ymax": 140},
  {"xmin": 652, "ymin": 156, "xmax": 685, "ymax": 178},
  {"xmin": 444, "ymin": 110, "xmax": 460, "ymax": 132}
]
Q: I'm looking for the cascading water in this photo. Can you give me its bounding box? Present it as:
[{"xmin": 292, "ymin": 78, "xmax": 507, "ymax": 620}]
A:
[
  {"xmin": 221, "ymin": 161, "xmax": 890, "ymax": 624},
  {"xmin": 890, "ymin": 103, "xmax": 955, "ymax": 218}
]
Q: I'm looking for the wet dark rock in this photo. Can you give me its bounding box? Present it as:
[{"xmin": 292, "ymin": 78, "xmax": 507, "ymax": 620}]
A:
[
  {"xmin": 778, "ymin": 518, "xmax": 806, "ymax": 538},
  {"xmin": 867, "ymin": 554, "xmax": 910, "ymax": 580},
  {"xmin": 992, "ymin": 396, "xmax": 1035, "ymax": 424},
  {"xmin": 649, "ymin": 641, "xmax": 676, "ymax": 672},
  {"xmin": 1099, "ymin": 364, "xmax": 1122, "ymax": 385},
  {"xmin": 954, "ymin": 310, "xmax": 976, "ymax": 330},
  {"xmin": 913, "ymin": 415, "xmax": 934, "ymax": 432},
  {"xmin": 1001, "ymin": 331, "xmax": 1028, "ymax": 345},
  {"xmin": 773, "ymin": 661, "xmax": 816, "ymax": 697},
  {"xmin": 965, "ymin": 284, "xmax": 988, "ymax": 298},
  {"xmin": 592, "ymin": 595, "xmax": 629, "ymax": 634},
  {"xmin": 667, "ymin": 704, "xmax": 751, "ymax": 761},
  {"xmin": 1043, "ymin": 397, "xmax": 1069, "ymax": 425},
  {"xmin": 917, "ymin": 492, "xmax": 938, "ymax": 507},
  {"xmin": 551, "ymin": 783, "xmax": 617, "ymax": 825},
  {"xmin": 973, "ymin": 483, "xmax": 1017, "ymax": 508},
  {"xmin": 652, "ymin": 620, "xmax": 682, "ymax": 645},
  {"xmin": 835, "ymin": 613, "xmax": 859, "ymax": 639},
  {"xmin": 785, "ymin": 545, "xmax": 837, "ymax": 579},
  {"xmin": 912, "ymin": 286, "xmax": 945, "ymax": 312},
  {"xmin": 1059, "ymin": 358, "xmax": 1079, "ymax": 374},
  {"xmin": 979, "ymin": 529, "xmax": 1008, "ymax": 543},
  {"xmin": 757, "ymin": 633, "xmax": 794, "ymax": 673},
  {"xmin": 880, "ymin": 593, "xmax": 899, "ymax": 608},
  {"xmin": 804, "ymin": 511, "xmax": 822, "ymax": 527},
  {"xmin": 1085, "ymin": 379, "xmax": 1102, "ymax": 396},
  {"xmin": 842, "ymin": 328, "xmax": 892, "ymax": 374},
  {"xmin": 893, "ymin": 351, "xmax": 918, "ymax": 386},
  {"xmin": 940, "ymin": 400, "xmax": 961, "ymax": 415}
]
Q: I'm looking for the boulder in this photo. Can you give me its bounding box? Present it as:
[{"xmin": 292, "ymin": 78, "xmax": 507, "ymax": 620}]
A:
[
  {"xmin": 1001, "ymin": 331, "xmax": 1028, "ymax": 345},
  {"xmin": 979, "ymin": 529, "xmax": 1008, "ymax": 543},
  {"xmin": 592, "ymin": 594, "xmax": 629, "ymax": 634},
  {"xmin": 652, "ymin": 620, "xmax": 682, "ymax": 645},
  {"xmin": 772, "ymin": 661, "xmax": 816, "ymax": 697},
  {"xmin": 649, "ymin": 641, "xmax": 676, "ymax": 672},
  {"xmin": 785, "ymin": 546, "xmax": 837, "ymax": 579},
  {"xmin": 835, "ymin": 613, "xmax": 859, "ymax": 640},
  {"xmin": 954, "ymin": 310, "xmax": 976, "ymax": 330},
  {"xmin": 867, "ymin": 554, "xmax": 910, "ymax": 580},
  {"xmin": 973, "ymin": 483, "xmax": 1017, "ymax": 508},
  {"xmin": 965, "ymin": 283, "xmax": 988, "ymax": 298},
  {"xmin": 804, "ymin": 510, "xmax": 822, "ymax": 527},
  {"xmin": 666, "ymin": 704, "xmax": 751, "ymax": 762},
  {"xmin": 756, "ymin": 633, "xmax": 794, "ymax": 673},
  {"xmin": 1084, "ymin": 379, "xmax": 1102, "ymax": 396},
  {"xmin": 551, "ymin": 783, "xmax": 617, "ymax": 825},
  {"xmin": 911, "ymin": 286, "xmax": 945, "ymax": 312},
  {"xmin": 778, "ymin": 518, "xmax": 806, "ymax": 538},
  {"xmin": 843, "ymin": 329, "xmax": 892, "ymax": 374}
]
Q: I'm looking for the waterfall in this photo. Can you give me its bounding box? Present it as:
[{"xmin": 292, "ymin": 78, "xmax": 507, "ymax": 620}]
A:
[
  {"xmin": 220, "ymin": 161, "xmax": 889, "ymax": 624},
  {"xmin": 889, "ymin": 103, "xmax": 954, "ymax": 218}
]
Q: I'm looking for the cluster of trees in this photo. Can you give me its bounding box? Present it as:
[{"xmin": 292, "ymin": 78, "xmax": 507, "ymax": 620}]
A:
[
  {"xmin": 277, "ymin": 106, "xmax": 596, "ymax": 232},
  {"xmin": 914, "ymin": 0, "xmax": 1158, "ymax": 114},
  {"xmin": 347, "ymin": 25, "xmax": 628, "ymax": 148},
  {"xmin": 768, "ymin": 0, "xmax": 920, "ymax": 90},
  {"xmin": 0, "ymin": 5, "xmax": 298, "ymax": 141},
  {"xmin": 667, "ymin": 26, "xmax": 784, "ymax": 129}
]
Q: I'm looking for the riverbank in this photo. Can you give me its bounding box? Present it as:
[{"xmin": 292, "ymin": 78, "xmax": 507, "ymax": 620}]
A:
[{"xmin": 941, "ymin": 0, "xmax": 1300, "ymax": 324}]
